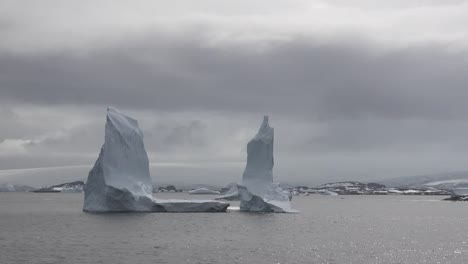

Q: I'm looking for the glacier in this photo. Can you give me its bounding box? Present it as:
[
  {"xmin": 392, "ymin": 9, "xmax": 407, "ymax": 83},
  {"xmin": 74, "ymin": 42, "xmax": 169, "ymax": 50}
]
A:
[
  {"xmin": 83, "ymin": 107, "xmax": 229, "ymax": 213},
  {"xmin": 218, "ymin": 116, "xmax": 296, "ymax": 213}
]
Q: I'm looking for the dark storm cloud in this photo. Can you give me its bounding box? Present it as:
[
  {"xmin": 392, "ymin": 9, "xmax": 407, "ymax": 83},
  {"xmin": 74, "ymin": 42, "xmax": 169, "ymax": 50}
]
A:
[{"xmin": 1, "ymin": 34, "xmax": 467, "ymax": 121}]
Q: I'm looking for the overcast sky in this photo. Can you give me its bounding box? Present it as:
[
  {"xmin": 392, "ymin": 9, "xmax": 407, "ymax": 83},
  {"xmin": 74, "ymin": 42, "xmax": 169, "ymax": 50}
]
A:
[{"xmin": 1, "ymin": 0, "xmax": 468, "ymax": 187}]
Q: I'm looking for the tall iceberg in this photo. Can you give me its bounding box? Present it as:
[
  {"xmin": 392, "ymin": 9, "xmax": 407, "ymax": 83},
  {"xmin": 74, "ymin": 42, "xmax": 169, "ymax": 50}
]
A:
[
  {"xmin": 83, "ymin": 107, "xmax": 229, "ymax": 213},
  {"xmin": 218, "ymin": 116, "xmax": 296, "ymax": 213},
  {"xmin": 242, "ymin": 116, "xmax": 274, "ymax": 189}
]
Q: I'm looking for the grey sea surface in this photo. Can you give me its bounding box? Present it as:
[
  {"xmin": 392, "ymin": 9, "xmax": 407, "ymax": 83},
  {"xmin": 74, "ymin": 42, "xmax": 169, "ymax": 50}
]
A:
[{"xmin": 1, "ymin": 193, "xmax": 468, "ymax": 264}]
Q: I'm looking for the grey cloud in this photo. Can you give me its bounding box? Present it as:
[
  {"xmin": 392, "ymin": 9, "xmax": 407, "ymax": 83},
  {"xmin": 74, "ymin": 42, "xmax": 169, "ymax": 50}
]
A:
[
  {"xmin": 1, "ymin": 34, "xmax": 467, "ymax": 122},
  {"xmin": 142, "ymin": 119, "xmax": 208, "ymax": 152},
  {"xmin": 28, "ymin": 125, "xmax": 102, "ymax": 153},
  {"xmin": 0, "ymin": 107, "xmax": 19, "ymax": 141},
  {"xmin": 0, "ymin": 112, "xmax": 40, "ymax": 142},
  {"xmin": 161, "ymin": 120, "xmax": 207, "ymax": 149},
  {"xmin": 0, "ymin": 153, "xmax": 92, "ymax": 170},
  {"xmin": 323, "ymin": 0, "xmax": 468, "ymax": 8},
  {"xmin": 296, "ymin": 119, "xmax": 468, "ymax": 153}
]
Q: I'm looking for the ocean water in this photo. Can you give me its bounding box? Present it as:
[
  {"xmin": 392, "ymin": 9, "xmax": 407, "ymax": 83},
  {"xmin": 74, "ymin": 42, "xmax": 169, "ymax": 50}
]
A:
[{"xmin": 1, "ymin": 193, "xmax": 468, "ymax": 264}]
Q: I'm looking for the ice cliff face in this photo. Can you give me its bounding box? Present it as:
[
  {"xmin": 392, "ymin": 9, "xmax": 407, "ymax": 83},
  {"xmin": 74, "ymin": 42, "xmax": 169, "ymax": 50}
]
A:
[
  {"xmin": 219, "ymin": 116, "xmax": 296, "ymax": 213},
  {"xmin": 83, "ymin": 107, "xmax": 154, "ymax": 212},
  {"xmin": 84, "ymin": 107, "xmax": 229, "ymax": 213}
]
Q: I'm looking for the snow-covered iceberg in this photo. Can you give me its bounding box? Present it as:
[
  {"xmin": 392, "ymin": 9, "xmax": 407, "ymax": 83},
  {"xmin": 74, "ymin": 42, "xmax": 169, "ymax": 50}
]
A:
[
  {"xmin": 83, "ymin": 107, "xmax": 229, "ymax": 213},
  {"xmin": 217, "ymin": 116, "xmax": 296, "ymax": 213}
]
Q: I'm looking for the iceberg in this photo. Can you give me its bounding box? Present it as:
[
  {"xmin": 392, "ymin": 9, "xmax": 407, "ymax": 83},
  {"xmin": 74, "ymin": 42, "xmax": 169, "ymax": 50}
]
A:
[
  {"xmin": 451, "ymin": 188, "xmax": 468, "ymax": 197},
  {"xmin": 216, "ymin": 184, "xmax": 240, "ymax": 201},
  {"xmin": 444, "ymin": 188, "xmax": 468, "ymax": 201},
  {"xmin": 237, "ymin": 184, "xmax": 294, "ymax": 212},
  {"xmin": 242, "ymin": 116, "xmax": 274, "ymax": 192},
  {"xmin": 217, "ymin": 116, "xmax": 296, "ymax": 213},
  {"xmin": 83, "ymin": 107, "xmax": 229, "ymax": 213}
]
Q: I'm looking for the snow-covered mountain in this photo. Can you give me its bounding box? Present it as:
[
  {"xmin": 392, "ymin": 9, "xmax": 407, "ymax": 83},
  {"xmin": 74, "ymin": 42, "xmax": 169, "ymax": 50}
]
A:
[
  {"xmin": 380, "ymin": 171, "xmax": 468, "ymax": 189},
  {"xmin": 49, "ymin": 181, "xmax": 85, "ymax": 192},
  {"xmin": 313, "ymin": 181, "xmax": 386, "ymax": 194},
  {"xmin": 317, "ymin": 181, "xmax": 384, "ymax": 189},
  {"xmin": 35, "ymin": 181, "xmax": 85, "ymax": 193}
]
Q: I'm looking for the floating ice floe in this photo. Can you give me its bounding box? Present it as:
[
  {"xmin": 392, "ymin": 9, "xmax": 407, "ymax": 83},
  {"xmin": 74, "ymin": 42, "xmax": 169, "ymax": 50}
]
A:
[{"xmin": 83, "ymin": 107, "xmax": 229, "ymax": 213}]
